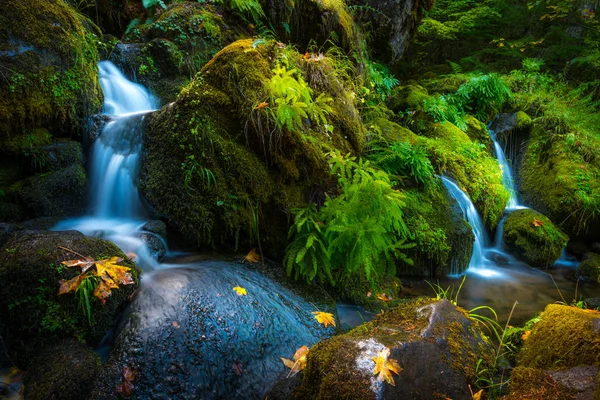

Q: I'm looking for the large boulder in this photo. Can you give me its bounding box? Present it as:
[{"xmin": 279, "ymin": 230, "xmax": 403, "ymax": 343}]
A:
[
  {"xmin": 140, "ymin": 39, "xmax": 364, "ymax": 257},
  {"xmin": 270, "ymin": 299, "xmax": 495, "ymax": 400},
  {"xmin": 90, "ymin": 260, "xmax": 337, "ymax": 399},
  {"xmin": 23, "ymin": 341, "xmax": 101, "ymax": 400},
  {"xmin": 0, "ymin": 230, "xmax": 140, "ymax": 368},
  {"xmin": 0, "ymin": 0, "xmax": 102, "ymax": 139},
  {"xmin": 502, "ymin": 209, "xmax": 568, "ymax": 268}
]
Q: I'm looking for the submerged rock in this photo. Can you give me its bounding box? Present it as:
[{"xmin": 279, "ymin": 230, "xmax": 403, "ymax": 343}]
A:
[
  {"xmin": 270, "ymin": 299, "xmax": 495, "ymax": 400},
  {"xmin": 503, "ymin": 209, "xmax": 568, "ymax": 268},
  {"xmin": 23, "ymin": 341, "xmax": 101, "ymax": 400},
  {"xmin": 0, "ymin": 230, "xmax": 139, "ymax": 368},
  {"xmin": 91, "ymin": 261, "xmax": 336, "ymax": 399}
]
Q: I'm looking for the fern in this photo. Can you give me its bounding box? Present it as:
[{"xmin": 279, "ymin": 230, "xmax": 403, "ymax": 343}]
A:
[
  {"xmin": 368, "ymin": 140, "xmax": 435, "ymax": 186},
  {"xmin": 142, "ymin": 0, "xmax": 166, "ymax": 9},
  {"xmin": 214, "ymin": 0, "xmax": 264, "ymax": 23}
]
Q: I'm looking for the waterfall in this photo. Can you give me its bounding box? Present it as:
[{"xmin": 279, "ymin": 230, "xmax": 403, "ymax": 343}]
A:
[
  {"xmin": 489, "ymin": 129, "xmax": 525, "ymax": 210},
  {"xmin": 441, "ymin": 177, "xmax": 489, "ymax": 270},
  {"xmin": 54, "ymin": 61, "xmax": 160, "ymax": 269}
]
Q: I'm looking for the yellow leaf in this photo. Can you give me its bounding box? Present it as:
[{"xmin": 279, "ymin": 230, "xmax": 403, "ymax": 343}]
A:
[
  {"xmin": 532, "ymin": 218, "xmax": 544, "ymax": 227},
  {"xmin": 522, "ymin": 330, "xmax": 531, "ymax": 341},
  {"xmin": 233, "ymin": 286, "xmax": 247, "ymax": 296},
  {"xmin": 372, "ymin": 348, "xmax": 402, "ymax": 386},
  {"xmin": 58, "ymin": 274, "xmax": 86, "ymax": 295},
  {"xmin": 473, "ymin": 389, "xmax": 484, "ymax": 400},
  {"xmin": 281, "ymin": 345, "xmax": 310, "ymax": 376},
  {"xmin": 94, "ymin": 280, "xmax": 112, "ymax": 304},
  {"xmin": 244, "ymin": 248, "xmax": 261, "ymax": 263},
  {"xmin": 312, "ymin": 311, "xmax": 336, "ymax": 328},
  {"xmin": 377, "ymin": 293, "xmax": 393, "ymax": 302}
]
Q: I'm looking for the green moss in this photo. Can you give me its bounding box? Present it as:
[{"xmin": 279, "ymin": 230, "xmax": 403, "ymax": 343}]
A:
[
  {"xmin": 386, "ymin": 84, "xmax": 430, "ymax": 112},
  {"xmin": 140, "ymin": 39, "xmax": 364, "ymax": 257},
  {"xmin": 0, "ymin": 0, "xmax": 102, "ymax": 139},
  {"xmin": 464, "ymin": 115, "xmax": 492, "ymax": 148},
  {"xmin": 503, "ymin": 209, "xmax": 568, "ymax": 268},
  {"xmin": 0, "ymin": 230, "xmax": 140, "ymax": 368},
  {"xmin": 518, "ymin": 304, "xmax": 600, "ymax": 369},
  {"xmin": 422, "ymin": 121, "xmax": 509, "ymax": 228},
  {"xmin": 578, "ymin": 253, "xmax": 600, "ymax": 281},
  {"xmin": 505, "ymin": 366, "xmax": 575, "ymax": 400},
  {"xmin": 372, "ymin": 118, "xmax": 420, "ymax": 143},
  {"xmin": 1, "ymin": 128, "xmax": 52, "ymax": 155},
  {"xmin": 516, "ymin": 111, "xmax": 532, "ymax": 128}
]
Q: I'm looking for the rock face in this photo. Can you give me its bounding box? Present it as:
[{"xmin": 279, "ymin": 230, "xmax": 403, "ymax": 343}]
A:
[
  {"xmin": 23, "ymin": 341, "xmax": 101, "ymax": 400},
  {"xmin": 502, "ymin": 209, "xmax": 569, "ymax": 268},
  {"xmin": 270, "ymin": 299, "xmax": 495, "ymax": 400},
  {"xmin": 91, "ymin": 261, "xmax": 337, "ymax": 399},
  {"xmin": 0, "ymin": 230, "xmax": 139, "ymax": 368}
]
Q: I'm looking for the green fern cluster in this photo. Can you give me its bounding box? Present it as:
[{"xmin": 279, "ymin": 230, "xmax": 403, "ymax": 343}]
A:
[
  {"xmin": 423, "ymin": 94, "xmax": 468, "ymax": 130},
  {"xmin": 213, "ymin": 0, "xmax": 264, "ymax": 23},
  {"xmin": 368, "ymin": 140, "xmax": 436, "ymax": 186},
  {"xmin": 284, "ymin": 152, "xmax": 414, "ymax": 286},
  {"xmin": 266, "ymin": 64, "xmax": 334, "ymax": 132}
]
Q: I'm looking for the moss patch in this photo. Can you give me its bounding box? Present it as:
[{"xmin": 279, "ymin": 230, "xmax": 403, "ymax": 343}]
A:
[
  {"xmin": 518, "ymin": 304, "xmax": 600, "ymax": 370},
  {"xmin": 503, "ymin": 366, "xmax": 575, "ymax": 400},
  {"xmin": 578, "ymin": 252, "xmax": 600, "ymax": 281},
  {"xmin": 503, "ymin": 209, "xmax": 568, "ymax": 268}
]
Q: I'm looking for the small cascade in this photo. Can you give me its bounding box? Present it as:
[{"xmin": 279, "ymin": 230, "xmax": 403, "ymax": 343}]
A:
[
  {"xmin": 490, "ymin": 129, "xmax": 525, "ymax": 210},
  {"xmin": 54, "ymin": 61, "xmax": 160, "ymax": 269},
  {"xmin": 441, "ymin": 177, "xmax": 489, "ymax": 270}
]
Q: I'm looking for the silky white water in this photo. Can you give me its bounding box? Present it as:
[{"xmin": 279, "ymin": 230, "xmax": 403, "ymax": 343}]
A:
[{"xmin": 54, "ymin": 61, "xmax": 160, "ymax": 269}]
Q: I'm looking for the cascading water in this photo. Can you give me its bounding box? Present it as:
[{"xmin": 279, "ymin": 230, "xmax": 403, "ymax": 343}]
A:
[
  {"xmin": 490, "ymin": 129, "xmax": 524, "ymax": 210},
  {"xmin": 54, "ymin": 61, "xmax": 160, "ymax": 269}
]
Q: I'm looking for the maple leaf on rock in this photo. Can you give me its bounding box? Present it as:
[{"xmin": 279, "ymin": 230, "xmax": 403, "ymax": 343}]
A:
[
  {"xmin": 233, "ymin": 286, "xmax": 247, "ymax": 296},
  {"xmin": 312, "ymin": 311, "xmax": 336, "ymax": 327},
  {"xmin": 281, "ymin": 345, "xmax": 309, "ymax": 377},
  {"xmin": 244, "ymin": 248, "xmax": 261, "ymax": 263},
  {"xmin": 372, "ymin": 347, "xmax": 402, "ymax": 386}
]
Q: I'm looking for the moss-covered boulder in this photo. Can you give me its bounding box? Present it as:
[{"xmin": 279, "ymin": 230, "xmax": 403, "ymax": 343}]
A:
[
  {"xmin": 0, "ymin": 230, "xmax": 140, "ymax": 368},
  {"xmin": 14, "ymin": 164, "xmax": 87, "ymax": 219},
  {"xmin": 521, "ymin": 119, "xmax": 600, "ymax": 240},
  {"xmin": 23, "ymin": 341, "xmax": 101, "ymax": 400},
  {"xmin": 386, "ymin": 84, "xmax": 430, "ymax": 112},
  {"xmin": 140, "ymin": 39, "xmax": 364, "ymax": 257},
  {"xmin": 0, "ymin": 0, "xmax": 103, "ymax": 139},
  {"xmin": 502, "ymin": 209, "xmax": 568, "ymax": 268},
  {"xmin": 464, "ymin": 115, "xmax": 492, "ymax": 148},
  {"xmin": 503, "ymin": 366, "xmax": 580, "ymax": 400},
  {"xmin": 270, "ymin": 299, "xmax": 495, "ymax": 400},
  {"xmin": 518, "ymin": 304, "xmax": 600, "ymax": 369},
  {"xmin": 578, "ymin": 252, "xmax": 600, "ymax": 281}
]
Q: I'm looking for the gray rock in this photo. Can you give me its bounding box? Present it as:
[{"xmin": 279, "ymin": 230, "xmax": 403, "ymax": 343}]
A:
[
  {"xmin": 141, "ymin": 220, "xmax": 168, "ymax": 238},
  {"xmin": 138, "ymin": 232, "xmax": 166, "ymax": 261}
]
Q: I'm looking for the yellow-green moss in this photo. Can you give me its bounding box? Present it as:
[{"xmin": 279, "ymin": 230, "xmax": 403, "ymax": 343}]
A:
[
  {"xmin": 504, "ymin": 366, "xmax": 575, "ymax": 400},
  {"xmin": 516, "ymin": 111, "xmax": 533, "ymax": 128},
  {"xmin": 422, "ymin": 121, "xmax": 509, "ymax": 228},
  {"xmin": 503, "ymin": 209, "xmax": 568, "ymax": 268},
  {"xmin": 0, "ymin": 0, "xmax": 102, "ymax": 138},
  {"xmin": 518, "ymin": 304, "xmax": 600, "ymax": 369},
  {"xmin": 386, "ymin": 84, "xmax": 430, "ymax": 112},
  {"xmin": 464, "ymin": 115, "xmax": 492, "ymax": 148},
  {"xmin": 578, "ymin": 253, "xmax": 600, "ymax": 281}
]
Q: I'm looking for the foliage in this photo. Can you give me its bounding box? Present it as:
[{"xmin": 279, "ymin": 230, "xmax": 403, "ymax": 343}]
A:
[
  {"xmin": 214, "ymin": 0, "xmax": 264, "ymax": 23},
  {"xmin": 232, "ymin": 286, "xmax": 247, "ymax": 295},
  {"xmin": 313, "ymin": 311, "xmax": 336, "ymax": 327},
  {"xmin": 281, "ymin": 345, "xmax": 309, "ymax": 377},
  {"xmin": 372, "ymin": 347, "xmax": 402, "ymax": 386},
  {"xmin": 368, "ymin": 139, "xmax": 436, "ymax": 186},
  {"xmin": 423, "ymin": 95, "xmax": 468, "ymax": 130},
  {"xmin": 285, "ymin": 152, "xmax": 413, "ymax": 286},
  {"xmin": 57, "ymin": 247, "xmax": 134, "ymax": 324}
]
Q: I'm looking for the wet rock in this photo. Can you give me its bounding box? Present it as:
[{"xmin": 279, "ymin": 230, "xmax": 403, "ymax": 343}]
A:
[
  {"xmin": 578, "ymin": 253, "xmax": 600, "ymax": 281},
  {"xmin": 141, "ymin": 220, "xmax": 168, "ymax": 238},
  {"xmin": 568, "ymin": 241, "xmax": 589, "ymax": 258},
  {"xmin": 86, "ymin": 114, "xmax": 112, "ymax": 147},
  {"xmin": 91, "ymin": 261, "xmax": 336, "ymax": 399},
  {"xmin": 23, "ymin": 341, "xmax": 101, "ymax": 400},
  {"xmin": 0, "ymin": 230, "xmax": 140, "ymax": 368},
  {"xmin": 487, "ymin": 251, "xmax": 510, "ymax": 265},
  {"xmin": 138, "ymin": 232, "xmax": 166, "ymax": 261},
  {"xmin": 18, "ymin": 216, "xmax": 61, "ymax": 231},
  {"xmin": 0, "ymin": 223, "xmax": 20, "ymax": 246},
  {"xmin": 270, "ymin": 299, "xmax": 495, "ymax": 400},
  {"xmin": 35, "ymin": 140, "xmax": 84, "ymax": 172}
]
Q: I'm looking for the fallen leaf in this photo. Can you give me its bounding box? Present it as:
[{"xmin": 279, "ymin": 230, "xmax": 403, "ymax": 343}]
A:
[
  {"xmin": 281, "ymin": 345, "xmax": 309, "ymax": 376},
  {"xmin": 58, "ymin": 274, "xmax": 86, "ymax": 295},
  {"xmin": 94, "ymin": 280, "xmax": 112, "ymax": 304},
  {"xmin": 126, "ymin": 252, "xmax": 137, "ymax": 261},
  {"xmin": 532, "ymin": 218, "xmax": 544, "ymax": 227},
  {"xmin": 254, "ymin": 102, "xmax": 269, "ymax": 110},
  {"xmin": 377, "ymin": 293, "xmax": 393, "ymax": 302},
  {"xmin": 521, "ymin": 330, "xmax": 531, "ymax": 341},
  {"xmin": 372, "ymin": 347, "xmax": 402, "ymax": 386},
  {"xmin": 117, "ymin": 366, "xmax": 136, "ymax": 398},
  {"xmin": 244, "ymin": 248, "xmax": 261, "ymax": 263},
  {"xmin": 233, "ymin": 286, "xmax": 247, "ymax": 296},
  {"xmin": 312, "ymin": 311, "xmax": 336, "ymax": 328},
  {"xmin": 472, "ymin": 389, "xmax": 484, "ymax": 400},
  {"xmin": 61, "ymin": 256, "xmax": 95, "ymax": 273}
]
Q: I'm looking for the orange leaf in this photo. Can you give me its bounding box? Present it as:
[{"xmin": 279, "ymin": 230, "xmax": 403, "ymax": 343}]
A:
[
  {"xmin": 281, "ymin": 345, "xmax": 310, "ymax": 376},
  {"xmin": 372, "ymin": 348, "xmax": 402, "ymax": 386},
  {"xmin": 94, "ymin": 280, "xmax": 112, "ymax": 304},
  {"xmin": 254, "ymin": 102, "xmax": 269, "ymax": 110},
  {"xmin": 312, "ymin": 311, "xmax": 336, "ymax": 328},
  {"xmin": 377, "ymin": 293, "xmax": 393, "ymax": 302},
  {"xmin": 58, "ymin": 274, "xmax": 86, "ymax": 295},
  {"xmin": 521, "ymin": 330, "xmax": 531, "ymax": 341},
  {"xmin": 244, "ymin": 248, "xmax": 261, "ymax": 263},
  {"xmin": 532, "ymin": 218, "xmax": 544, "ymax": 227},
  {"xmin": 62, "ymin": 257, "xmax": 95, "ymax": 273}
]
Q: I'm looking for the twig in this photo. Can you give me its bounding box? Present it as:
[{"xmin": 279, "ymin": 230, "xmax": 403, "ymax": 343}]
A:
[{"xmin": 56, "ymin": 245, "xmax": 86, "ymax": 259}]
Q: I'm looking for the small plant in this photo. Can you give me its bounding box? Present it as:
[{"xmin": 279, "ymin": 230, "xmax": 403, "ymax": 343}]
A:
[{"xmin": 368, "ymin": 140, "xmax": 436, "ymax": 186}]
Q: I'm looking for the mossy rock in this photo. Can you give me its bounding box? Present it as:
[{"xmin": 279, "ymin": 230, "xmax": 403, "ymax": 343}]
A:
[
  {"xmin": 464, "ymin": 115, "xmax": 492, "ymax": 149},
  {"xmin": 23, "ymin": 341, "xmax": 101, "ymax": 400},
  {"xmin": 503, "ymin": 209, "xmax": 568, "ymax": 268},
  {"xmin": 422, "ymin": 121, "xmax": 509, "ymax": 228},
  {"xmin": 140, "ymin": 39, "xmax": 364, "ymax": 257},
  {"xmin": 0, "ymin": 230, "xmax": 140, "ymax": 368},
  {"xmin": 578, "ymin": 252, "xmax": 600, "ymax": 281},
  {"xmin": 0, "ymin": 0, "xmax": 102, "ymax": 139},
  {"xmin": 15, "ymin": 164, "xmax": 87, "ymax": 218},
  {"xmin": 386, "ymin": 84, "xmax": 430, "ymax": 112},
  {"xmin": 502, "ymin": 366, "xmax": 576, "ymax": 400},
  {"xmin": 1, "ymin": 128, "xmax": 52, "ymax": 156},
  {"xmin": 270, "ymin": 299, "xmax": 495, "ymax": 400},
  {"xmin": 518, "ymin": 304, "xmax": 600, "ymax": 369},
  {"xmin": 521, "ymin": 120, "xmax": 600, "ymax": 240},
  {"xmin": 516, "ymin": 110, "xmax": 533, "ymax": 128}
]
